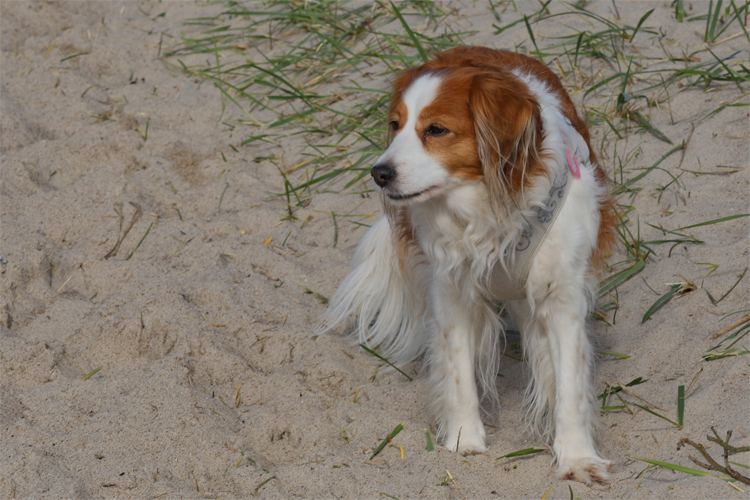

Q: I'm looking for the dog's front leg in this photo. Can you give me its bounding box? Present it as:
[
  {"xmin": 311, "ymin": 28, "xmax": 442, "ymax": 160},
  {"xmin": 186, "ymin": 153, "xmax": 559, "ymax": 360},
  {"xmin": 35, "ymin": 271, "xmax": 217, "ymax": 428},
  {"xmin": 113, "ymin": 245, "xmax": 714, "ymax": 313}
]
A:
[
  {"xmin": 427, "ymin": 282, "xmax": 487, "ymax": 454},
  {"xmin": 545, "ymin": 299, "xmax": 611, "ymax": 484}
]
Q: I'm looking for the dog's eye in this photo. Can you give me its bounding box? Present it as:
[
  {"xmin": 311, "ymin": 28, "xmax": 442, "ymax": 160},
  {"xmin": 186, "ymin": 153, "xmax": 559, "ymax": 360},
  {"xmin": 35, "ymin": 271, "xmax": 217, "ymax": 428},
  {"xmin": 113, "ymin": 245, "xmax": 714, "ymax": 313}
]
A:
[
  {"xmin": 390, "ymin": 121, "xmax": 399, "ymax": 131},
  {"xmin": 426, "ymin": 124, "xmax": 448, "ymax": 136}
]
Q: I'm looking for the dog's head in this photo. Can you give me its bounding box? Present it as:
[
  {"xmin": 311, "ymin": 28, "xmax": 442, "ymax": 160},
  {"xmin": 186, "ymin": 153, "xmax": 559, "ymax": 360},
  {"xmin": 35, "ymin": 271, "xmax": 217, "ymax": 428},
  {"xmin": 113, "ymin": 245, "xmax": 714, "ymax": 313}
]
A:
[{"xmin": 371, "ymin": 52, "xmax": 544, "ymax": 217}]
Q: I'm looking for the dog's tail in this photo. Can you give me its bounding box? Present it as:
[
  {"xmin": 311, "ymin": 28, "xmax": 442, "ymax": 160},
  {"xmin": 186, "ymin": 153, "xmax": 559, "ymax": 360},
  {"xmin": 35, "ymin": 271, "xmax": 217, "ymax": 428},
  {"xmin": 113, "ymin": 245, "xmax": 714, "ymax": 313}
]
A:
[{"xmin": 319, "ymin": 216, "xmax": 430, "ymax": 365}]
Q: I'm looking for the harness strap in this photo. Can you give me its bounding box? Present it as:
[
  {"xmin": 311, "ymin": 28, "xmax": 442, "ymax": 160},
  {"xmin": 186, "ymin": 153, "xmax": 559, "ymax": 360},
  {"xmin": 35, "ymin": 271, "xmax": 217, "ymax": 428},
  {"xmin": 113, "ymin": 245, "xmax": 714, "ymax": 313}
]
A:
[{"xmin": 488, "ymin": 122, "xmax": 589, "ymax": 301}]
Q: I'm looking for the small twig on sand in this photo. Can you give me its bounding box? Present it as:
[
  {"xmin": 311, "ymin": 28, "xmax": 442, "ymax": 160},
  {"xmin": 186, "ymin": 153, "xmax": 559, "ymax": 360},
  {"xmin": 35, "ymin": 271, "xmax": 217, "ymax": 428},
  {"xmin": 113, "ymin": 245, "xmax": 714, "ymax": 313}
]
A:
[{"xmin": 679, "ymin": 427, "xmax": 750, "ymax": 485}]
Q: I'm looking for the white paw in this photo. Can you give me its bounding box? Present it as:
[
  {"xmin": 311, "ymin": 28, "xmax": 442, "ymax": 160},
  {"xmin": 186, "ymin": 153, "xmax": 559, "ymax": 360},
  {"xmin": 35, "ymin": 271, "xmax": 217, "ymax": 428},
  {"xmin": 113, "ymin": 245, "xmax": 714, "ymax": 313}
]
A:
[
  {"xmin": 556, "ymin": 456, "xmax": 612, "ymax": 485},
  {"xmin": 443, "ymin": 424, "xmax": 487, "ymax": 454}
]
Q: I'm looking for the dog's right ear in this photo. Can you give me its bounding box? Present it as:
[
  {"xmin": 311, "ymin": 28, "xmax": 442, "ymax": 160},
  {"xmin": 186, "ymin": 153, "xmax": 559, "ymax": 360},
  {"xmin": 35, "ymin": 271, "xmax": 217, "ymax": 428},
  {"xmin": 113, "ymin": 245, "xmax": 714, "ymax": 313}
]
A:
[{"xmin": 470, "ymin": 72, "xmax": 543, "ymax": 219}]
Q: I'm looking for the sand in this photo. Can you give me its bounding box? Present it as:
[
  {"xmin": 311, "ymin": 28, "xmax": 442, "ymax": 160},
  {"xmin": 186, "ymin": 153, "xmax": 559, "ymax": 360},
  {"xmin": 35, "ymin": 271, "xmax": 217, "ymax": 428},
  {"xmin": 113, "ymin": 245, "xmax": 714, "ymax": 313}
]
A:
[{"xmin": 1, "ymin": 1, "xmax": 748, "ymax": 498}]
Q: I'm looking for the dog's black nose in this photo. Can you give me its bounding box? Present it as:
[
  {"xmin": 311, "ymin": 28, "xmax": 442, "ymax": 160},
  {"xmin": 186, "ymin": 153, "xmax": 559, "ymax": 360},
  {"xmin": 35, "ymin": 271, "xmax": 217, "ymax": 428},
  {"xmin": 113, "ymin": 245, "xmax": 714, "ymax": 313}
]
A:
[{"xmin": 371, "ymin": 164, "xmax": 396, "ymax": 188}]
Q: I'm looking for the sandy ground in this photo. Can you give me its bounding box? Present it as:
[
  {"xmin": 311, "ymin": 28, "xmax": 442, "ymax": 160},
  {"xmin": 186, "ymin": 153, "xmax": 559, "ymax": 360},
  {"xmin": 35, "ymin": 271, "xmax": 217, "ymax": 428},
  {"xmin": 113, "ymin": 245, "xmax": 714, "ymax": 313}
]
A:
[{"xmin": 1, "ymin": 1, "xmax": 749, "ymax": 498}]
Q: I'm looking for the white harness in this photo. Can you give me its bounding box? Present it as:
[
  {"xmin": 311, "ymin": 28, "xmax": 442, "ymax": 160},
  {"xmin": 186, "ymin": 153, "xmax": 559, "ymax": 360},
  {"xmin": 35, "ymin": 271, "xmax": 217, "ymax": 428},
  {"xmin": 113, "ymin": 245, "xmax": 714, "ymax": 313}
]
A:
[{"xmin": 488, "ymin": 119, "xmax": 590, "ymax": 301}]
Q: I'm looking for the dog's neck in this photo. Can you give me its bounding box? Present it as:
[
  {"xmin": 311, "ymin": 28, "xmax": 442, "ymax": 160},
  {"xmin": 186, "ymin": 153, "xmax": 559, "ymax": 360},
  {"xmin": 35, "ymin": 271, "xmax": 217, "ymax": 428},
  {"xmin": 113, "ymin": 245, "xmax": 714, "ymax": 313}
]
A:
[{"xmin": 399, "ymin": 113, "xmax": 590, "ymax": 302}]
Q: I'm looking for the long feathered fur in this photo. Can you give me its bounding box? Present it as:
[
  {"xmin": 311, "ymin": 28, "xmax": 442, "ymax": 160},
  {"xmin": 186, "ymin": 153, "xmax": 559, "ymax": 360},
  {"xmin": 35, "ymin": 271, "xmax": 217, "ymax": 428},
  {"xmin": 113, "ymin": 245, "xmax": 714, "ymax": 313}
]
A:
[
  {"xmin": 321, "ymin": 47, "xmax": 616, "ymax": 485},
  {"xmin": 320, "ymin": 215, "xmax": 431, "ymax": 364}
]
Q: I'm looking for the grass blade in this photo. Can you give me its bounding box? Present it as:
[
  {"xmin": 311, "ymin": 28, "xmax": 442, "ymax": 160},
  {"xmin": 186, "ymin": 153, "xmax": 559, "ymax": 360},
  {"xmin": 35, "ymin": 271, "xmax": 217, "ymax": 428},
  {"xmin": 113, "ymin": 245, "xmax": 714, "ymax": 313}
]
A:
[
  {"xmin": 359, "ymin": 344, "xmax": 413, "ymax": 381},
  {"xmin": 675, "ymin": 214, "xmax": 749, "ymax": 231},
  {"xmin": 705, "ymin": 0, "xmax": 714, "ymax": 42},
  {"xmin": 624, "ymin": 143, "xmax": 684, "ymax": 186},
  {"xmin": 633, "ymin": 457, "xmax": 734, "ymax": 481},
  {"xmin": 596, "ymin": 351, "xmax": 631, "ymax": 359},
  {"xmin": 494, "ymin": 447, "xmax": 547, "ymax": 460},
  {"xmin": 677, "ymin": 385, "xmax": 685, "ymax": 428},
  {"xmin": 630, "ymin": 9, "xmax": 655, "ymax": 43},
  {"xmin": 705, "ymin": 320, "xmax": 750, "ymax": 354},
  {"xmin": 390, "ymin": 1, "xmax": 428, "ymax": 63},
  {"xmin": 425, "ymin": 429, "xmax": 434, "ymax": 451},
  {"xmin": 630, "ymin": 111, "xmax": 673, "ymax": 144},
  {"xmin": 706, "ymin": 267, "xmax": 747, "ymax": 305},
  {"xmin": 370, "ymin": 423, "xmax": 404, "ymax": 459},
  {"xmin": 730, "ymin": 0, "xmax": 750, "ymax": 45},
  {"xmin": 642, "ymin": 283, "xmax": 682, "ymax": 324},
  {"xmin": 674, "ymin": 0, "xmax": 685, "ymax": 22},
  {"xmin": 598, "ymin": 376, "xmax": 648, "ymax": 400},
  {"xmin": 126, "ymin": 222, "xmax": 154, "ymax": 260},
  {"xmin": 703, "ymin": 347, "xmax": 750, "ymax": 361},
  {"xmin": 524, "ymin": 15, "xmax": 543, "ymax": 63},
  {"xmin": 82, "ymin": 366, "xmax": 103, "ymax": 380},
  {"xmin": 707, "ymin": 0, "xmax": 724, "ymax": 42},
  {"xmin": 633, "ymin": 404, "xmax": 681, "ymax": 428},
  {"xmin": 599, "ymin": 260, "xmax": 645, "ymax": 296}
]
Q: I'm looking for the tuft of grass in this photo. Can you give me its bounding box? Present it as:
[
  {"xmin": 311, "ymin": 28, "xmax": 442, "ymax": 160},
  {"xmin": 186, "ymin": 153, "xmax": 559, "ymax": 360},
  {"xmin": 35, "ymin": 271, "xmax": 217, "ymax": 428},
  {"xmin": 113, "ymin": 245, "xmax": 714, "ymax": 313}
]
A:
[
  {"xmin": 168, "ymin": 0, "xmax": 749, "ymax": 220},
  {"xmin": 167, "ymin": 1, "xmax": 471, "ymax": 204}
]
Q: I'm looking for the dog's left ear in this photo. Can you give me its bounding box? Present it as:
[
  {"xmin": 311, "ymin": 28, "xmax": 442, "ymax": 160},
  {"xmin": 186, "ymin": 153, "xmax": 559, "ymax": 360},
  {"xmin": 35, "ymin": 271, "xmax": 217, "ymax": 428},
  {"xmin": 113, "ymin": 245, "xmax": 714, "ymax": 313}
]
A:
[{"xmin": 470, "ymin": 73, "xmax": 543, "ymax": 218}]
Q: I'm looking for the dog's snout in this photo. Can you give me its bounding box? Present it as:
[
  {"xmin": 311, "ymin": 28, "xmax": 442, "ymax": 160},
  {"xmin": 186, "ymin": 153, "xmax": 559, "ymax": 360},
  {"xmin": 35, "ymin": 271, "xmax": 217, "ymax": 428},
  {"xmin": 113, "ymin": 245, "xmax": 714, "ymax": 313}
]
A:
[{"xmin": 371, "ymin": 164, "xmax": 396, "ymax": 188}]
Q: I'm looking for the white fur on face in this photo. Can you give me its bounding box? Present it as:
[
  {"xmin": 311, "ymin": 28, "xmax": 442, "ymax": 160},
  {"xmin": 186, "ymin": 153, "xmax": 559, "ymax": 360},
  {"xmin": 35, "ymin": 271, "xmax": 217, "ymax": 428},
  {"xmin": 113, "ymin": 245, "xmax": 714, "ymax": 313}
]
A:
[{"xmin": 374, "ymin": 73, "xmax": 452, "ymax": 204}]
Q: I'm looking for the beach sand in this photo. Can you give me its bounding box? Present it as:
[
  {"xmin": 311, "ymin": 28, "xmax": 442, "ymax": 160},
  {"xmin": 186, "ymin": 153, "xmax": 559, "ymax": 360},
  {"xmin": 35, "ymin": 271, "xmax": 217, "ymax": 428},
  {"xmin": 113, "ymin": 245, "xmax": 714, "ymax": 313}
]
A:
[{"xmin": 1, "ymin": 1, "xmax": 748, "ymax": 498}]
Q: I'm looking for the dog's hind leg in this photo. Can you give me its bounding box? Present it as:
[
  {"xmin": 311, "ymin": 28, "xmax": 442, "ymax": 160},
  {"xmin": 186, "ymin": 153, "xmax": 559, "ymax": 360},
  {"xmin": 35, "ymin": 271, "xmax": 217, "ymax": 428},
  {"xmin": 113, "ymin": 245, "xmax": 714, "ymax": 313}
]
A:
[{"xmin": 321, "ymin": 216, "xmax": 430, "ymax": 364}]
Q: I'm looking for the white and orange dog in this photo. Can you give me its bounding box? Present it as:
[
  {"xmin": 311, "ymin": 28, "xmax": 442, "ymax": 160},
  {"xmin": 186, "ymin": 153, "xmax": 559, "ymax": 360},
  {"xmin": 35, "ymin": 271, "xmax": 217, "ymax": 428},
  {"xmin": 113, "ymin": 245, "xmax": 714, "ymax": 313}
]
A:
[{"xmin": 323, "ymin": 47, "xmax": 617, "ymax": 484}]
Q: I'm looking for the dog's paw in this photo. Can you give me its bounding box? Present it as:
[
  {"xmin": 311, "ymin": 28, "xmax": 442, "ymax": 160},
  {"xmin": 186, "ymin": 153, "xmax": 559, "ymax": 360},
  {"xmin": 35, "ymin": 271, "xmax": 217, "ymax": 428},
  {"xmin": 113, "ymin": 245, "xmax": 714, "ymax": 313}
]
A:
[
  {"xmin": 556, "ymin": 457, "xmax": 612, "ymax": 485},
  {"xmin": 443, "ymin": 424, "xmax": 487, "ymax": 454}
]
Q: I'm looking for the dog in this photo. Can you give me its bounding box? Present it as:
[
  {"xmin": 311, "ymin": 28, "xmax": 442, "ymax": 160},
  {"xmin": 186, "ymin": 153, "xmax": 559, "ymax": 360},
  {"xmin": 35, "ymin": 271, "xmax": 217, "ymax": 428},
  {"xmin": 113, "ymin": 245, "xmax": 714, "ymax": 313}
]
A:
[{"xmin": 322, "ymin": 47, "xmax": 617, "ymax": 484}]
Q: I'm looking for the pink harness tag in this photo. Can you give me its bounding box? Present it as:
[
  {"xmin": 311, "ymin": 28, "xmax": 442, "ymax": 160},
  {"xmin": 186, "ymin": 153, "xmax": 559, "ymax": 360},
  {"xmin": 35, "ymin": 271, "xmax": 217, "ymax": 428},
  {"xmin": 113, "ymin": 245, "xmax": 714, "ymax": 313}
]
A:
[{"xmin": 563, "ymin": 139, "xmax": 582, "ymax": 179}]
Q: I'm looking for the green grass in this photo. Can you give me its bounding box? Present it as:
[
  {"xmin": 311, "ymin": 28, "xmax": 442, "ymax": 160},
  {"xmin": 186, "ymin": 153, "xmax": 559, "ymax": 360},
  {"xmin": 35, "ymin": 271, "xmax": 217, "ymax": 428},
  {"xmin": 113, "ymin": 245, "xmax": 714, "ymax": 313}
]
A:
[
  {"xmin": 166, "ymin": 1, "xmax": 748, "ymax": 228},
  {"xmin": 370, "ymin": 423, "xmax": 404, "ymax": 459},
  {"xmin": 494, "ymin": 446, "xmax": 549, "ymax": 461},
  {"xmin": 166, "ymin": 0, "xmax": 471, "ymax": 206}
]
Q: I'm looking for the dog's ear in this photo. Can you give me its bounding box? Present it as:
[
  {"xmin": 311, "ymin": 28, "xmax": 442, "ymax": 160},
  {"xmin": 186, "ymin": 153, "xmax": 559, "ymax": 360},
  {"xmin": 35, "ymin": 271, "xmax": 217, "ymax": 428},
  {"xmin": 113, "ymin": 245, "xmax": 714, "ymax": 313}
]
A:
[{"xmin": 470, "ymin": 73, "xmax": 543, "ymax": 218}]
